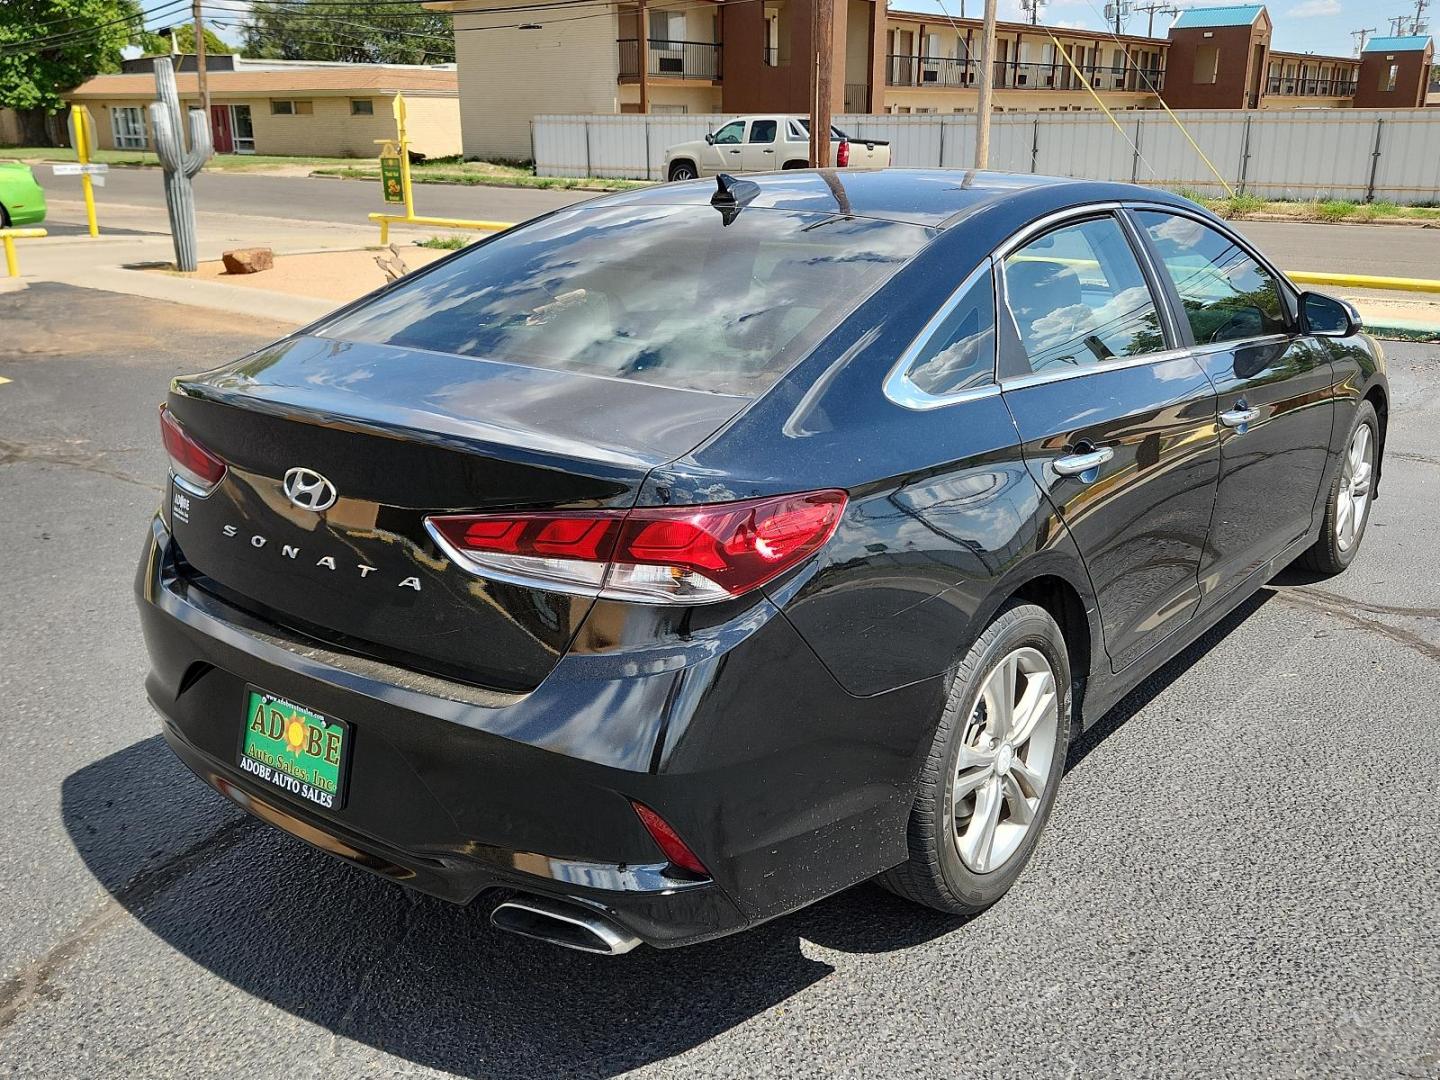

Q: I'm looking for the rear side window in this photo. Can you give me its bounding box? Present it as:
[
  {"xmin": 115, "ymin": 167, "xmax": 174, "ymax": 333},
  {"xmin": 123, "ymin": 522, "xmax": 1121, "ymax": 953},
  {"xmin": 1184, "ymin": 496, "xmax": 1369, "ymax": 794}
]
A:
[
  {"xmin": 1002, "ymin": 215, "xmax": 1166, "ymax": 373},
  {"xmin": 749, "ymin": 120, "xmax": 777, "ymax": 143},
  {"xmin": 1135, "ymin": 211, "xmax": 1288, "ymax": 345},
  {"xmin": 320, "ymin": 205, "xmax": 931, "ymax": 396},
  {"xmin": 899, "ymin": 268, "xmax": 996, "ymax": 398}
]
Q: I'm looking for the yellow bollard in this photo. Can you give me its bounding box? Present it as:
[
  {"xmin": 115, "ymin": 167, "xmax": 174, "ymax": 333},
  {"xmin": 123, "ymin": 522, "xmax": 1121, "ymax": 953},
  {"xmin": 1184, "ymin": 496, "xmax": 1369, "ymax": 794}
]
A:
[
  {"xmin": 73, "ymin": 105, "xmax": 100, "ymax": 238},
  {"xmin": 1, "ymin": 228, "xmax": 49, "ymax": 277}
]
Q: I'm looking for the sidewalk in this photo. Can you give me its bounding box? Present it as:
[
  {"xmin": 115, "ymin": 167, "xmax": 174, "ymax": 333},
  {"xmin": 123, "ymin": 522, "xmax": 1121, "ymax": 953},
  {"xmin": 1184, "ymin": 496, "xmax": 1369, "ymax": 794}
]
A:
[{"xmin": 15, "ymin": 197, "xmax": 455, "ymax": 324}]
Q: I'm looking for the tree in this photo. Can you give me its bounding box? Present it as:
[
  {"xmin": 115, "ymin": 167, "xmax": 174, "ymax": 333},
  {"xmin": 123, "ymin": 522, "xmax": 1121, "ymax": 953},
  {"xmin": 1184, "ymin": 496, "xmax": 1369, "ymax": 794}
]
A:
[
  {"xmin": 135, "ymin": 24, "xmax": 235, "ymax": 57},
  {"xmin": 242, "ymin": 1, "xmax": 454, "ymax": 65},
  {"xmin": 0, "ymin": 0, "xmax": 148, "ymax": 142}
]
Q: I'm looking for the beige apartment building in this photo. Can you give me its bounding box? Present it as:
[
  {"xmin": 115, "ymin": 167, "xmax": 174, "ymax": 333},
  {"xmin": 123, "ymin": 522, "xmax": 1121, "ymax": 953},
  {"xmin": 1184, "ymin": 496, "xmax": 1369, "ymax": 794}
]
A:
[
  {"xmin": 429, "ymin": 0, "xmax": 1432, "ymax": 161},
  {"xmin": 61, "ymin": 64, "xmax": 462, "ymax": 158}
]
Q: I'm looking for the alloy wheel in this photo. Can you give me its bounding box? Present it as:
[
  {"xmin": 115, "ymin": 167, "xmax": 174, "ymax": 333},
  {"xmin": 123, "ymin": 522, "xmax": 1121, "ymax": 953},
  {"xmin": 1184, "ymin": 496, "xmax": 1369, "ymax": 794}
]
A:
[
  {"xmin": 1336, "ymin": 421, "xmax": 1374, "ymax": 553},
  {"xmin": 952, "ymin": 647, "xmax": 1060, "ymax": 874}
]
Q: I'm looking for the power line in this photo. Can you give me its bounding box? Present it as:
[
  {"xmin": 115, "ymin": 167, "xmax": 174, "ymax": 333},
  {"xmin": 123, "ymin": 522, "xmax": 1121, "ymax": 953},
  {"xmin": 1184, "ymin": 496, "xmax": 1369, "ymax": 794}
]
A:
[{"xmin": 0, "ymin": 0, "xmax": 192, "ymax": 53}]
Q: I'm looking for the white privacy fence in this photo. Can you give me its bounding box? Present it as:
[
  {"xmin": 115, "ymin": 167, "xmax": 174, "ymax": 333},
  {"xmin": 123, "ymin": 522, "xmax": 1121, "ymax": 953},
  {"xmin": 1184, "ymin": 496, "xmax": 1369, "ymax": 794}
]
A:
[{"xmin": 533, "ymin": 109, "xmax": 1440, "ymax": 204}]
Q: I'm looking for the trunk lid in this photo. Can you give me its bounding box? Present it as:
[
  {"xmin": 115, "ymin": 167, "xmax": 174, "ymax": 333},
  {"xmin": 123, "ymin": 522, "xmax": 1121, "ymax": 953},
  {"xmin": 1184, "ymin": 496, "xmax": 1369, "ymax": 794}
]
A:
[{"xmin": 165, "ymin": 334, "xmax": 748, "ymax": 692}]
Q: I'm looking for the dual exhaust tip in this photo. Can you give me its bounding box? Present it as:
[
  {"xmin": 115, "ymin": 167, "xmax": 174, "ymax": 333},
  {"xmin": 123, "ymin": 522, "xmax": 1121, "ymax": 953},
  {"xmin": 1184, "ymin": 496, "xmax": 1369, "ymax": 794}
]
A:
[{"xmin": 490, "ymin": 895, "xmax": 642, "ymax": 956}]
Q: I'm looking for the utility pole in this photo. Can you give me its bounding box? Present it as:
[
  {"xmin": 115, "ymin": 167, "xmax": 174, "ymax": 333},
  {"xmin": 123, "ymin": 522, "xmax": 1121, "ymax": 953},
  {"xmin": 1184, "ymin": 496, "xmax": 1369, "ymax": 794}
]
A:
[
  {"xmin": 1352, "ymin": 26, "xmax": 1376, "ymax": 54},
  {"xmin": 974, "ymin": 0, "xmax": 997, "ymax": 168},
  {"xmin": 810, "ymin": 0, "xmax": 834, "ymax": 167},
  {"xmin": 1136, "ymin": 2, "xmax": 1178, "ymax": 37},
  {"xmin": 1413, "ymin": 0, "xmax": 1429, "ymax": 34},
  {"xmin": 637, "ymin": 0, "xmax": 650, "ymax": 113},
  {"xmin": 192, "ymin": 0, "xmax": 210, "ymax": 120}
]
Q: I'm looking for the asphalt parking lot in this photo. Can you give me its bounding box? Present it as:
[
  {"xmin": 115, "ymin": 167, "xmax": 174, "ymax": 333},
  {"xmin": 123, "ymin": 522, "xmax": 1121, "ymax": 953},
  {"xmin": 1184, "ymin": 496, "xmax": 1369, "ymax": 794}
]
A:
[{"xmin": 1, "ymin": 283, "xmax": 1438, "ymax": 1079}]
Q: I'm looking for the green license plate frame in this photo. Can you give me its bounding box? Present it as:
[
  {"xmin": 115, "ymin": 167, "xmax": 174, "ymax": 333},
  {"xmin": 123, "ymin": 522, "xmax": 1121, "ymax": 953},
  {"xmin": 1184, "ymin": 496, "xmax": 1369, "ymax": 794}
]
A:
[{"xmin": 239, "ymin": 686, "xmax": 351, "ymax": 811}]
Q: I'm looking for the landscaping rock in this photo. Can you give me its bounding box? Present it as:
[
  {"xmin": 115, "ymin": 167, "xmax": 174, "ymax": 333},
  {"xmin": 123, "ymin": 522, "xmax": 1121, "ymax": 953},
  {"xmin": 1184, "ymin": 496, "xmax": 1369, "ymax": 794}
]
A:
[{"xmin": 222, "ymin": 247, "xmax": 274, "ymax": 275}]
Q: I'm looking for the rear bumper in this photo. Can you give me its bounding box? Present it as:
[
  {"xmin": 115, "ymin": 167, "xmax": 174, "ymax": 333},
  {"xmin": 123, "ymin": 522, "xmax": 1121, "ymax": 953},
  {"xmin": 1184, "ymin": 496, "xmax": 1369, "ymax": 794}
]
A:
[{"xmin": 136, "ymin": 514, "xmax": 943, "ymax": 947}]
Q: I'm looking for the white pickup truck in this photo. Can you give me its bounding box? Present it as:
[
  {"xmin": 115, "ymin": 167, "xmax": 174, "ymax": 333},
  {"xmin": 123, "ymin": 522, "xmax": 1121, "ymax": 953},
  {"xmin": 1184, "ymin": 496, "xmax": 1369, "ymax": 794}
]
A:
[{"xmin": 663, "ymin": 116, "xmax": 890, "ymax": 181}]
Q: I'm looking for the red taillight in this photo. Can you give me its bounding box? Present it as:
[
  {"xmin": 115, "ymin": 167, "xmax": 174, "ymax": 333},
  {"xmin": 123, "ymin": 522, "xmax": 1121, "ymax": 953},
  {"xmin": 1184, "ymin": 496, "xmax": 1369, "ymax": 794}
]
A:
[
  {"xmin": 836, "ymin": 139, "xmax": 850, "ymax": 167},
  {"xmin": 425, "ymin": 490, "xmax": 846, "ymax": 605},
  {"xmin": 159, "ymin": 404, "xmax": 226, "ymax": 494},
  {"xmin": 631, "ymin": 801, "xmax": 709, "ymax": 877}
]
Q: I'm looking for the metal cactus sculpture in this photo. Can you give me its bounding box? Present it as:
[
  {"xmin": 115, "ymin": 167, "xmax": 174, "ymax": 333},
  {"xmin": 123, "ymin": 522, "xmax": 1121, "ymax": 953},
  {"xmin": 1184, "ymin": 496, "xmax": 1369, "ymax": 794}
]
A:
[{"xmin": 148, "ymin": 57, "xmax": 213, "ymax": 272}]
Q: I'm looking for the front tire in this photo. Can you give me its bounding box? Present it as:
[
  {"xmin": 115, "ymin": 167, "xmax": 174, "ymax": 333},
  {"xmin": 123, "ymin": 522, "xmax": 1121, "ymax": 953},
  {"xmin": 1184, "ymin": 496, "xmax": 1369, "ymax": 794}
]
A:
[
  {"xmin": 880, "ymin": 602, "xmax": 1071, "ymax": 915},
  {"xmin": 1299, "ymin": 400, "xmax": 1378, "ymax": 576},
  {"xmin": 667, "ymin": 160, "xmax": 698, "ymax": 182}
]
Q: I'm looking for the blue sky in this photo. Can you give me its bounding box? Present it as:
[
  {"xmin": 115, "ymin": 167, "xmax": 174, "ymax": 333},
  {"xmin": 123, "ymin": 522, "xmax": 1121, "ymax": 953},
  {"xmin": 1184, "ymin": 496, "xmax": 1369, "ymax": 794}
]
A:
[{"xmin": 887, "ymin": 0, "xmax": 1414, "ymax": 58}]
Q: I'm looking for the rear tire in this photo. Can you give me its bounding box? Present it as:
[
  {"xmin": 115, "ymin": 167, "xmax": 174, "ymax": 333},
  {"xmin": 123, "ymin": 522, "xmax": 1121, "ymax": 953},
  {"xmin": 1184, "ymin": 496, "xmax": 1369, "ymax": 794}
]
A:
[
  {"xmin": 0, "ymin": 203, "xmax": 10, "ymax": 228},
  {"xmin": 667, "ymin": 161, "xmax": 698, "ymax": 182},
  {"xmin": 1299, "ymin": 400, "xmax": 1378, "ymax": 576},
  {"xmin": 880, "ymin": 602, "xmax": 1071, "ymax": 916}
]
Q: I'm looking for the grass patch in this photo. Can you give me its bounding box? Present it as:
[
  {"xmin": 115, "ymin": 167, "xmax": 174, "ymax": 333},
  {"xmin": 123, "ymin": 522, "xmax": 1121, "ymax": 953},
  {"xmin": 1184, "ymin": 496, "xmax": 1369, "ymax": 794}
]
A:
[
  {"xmin": 311, "ymin": 158, "xmax": 647, "ymax": 193},
  {"xmin": 1315, "ymin": 199, "xmax": 1357, "ymax": 221},
  {"xmin": 417, "ymin": 235, "xmax": 469, "ymax": 250},
  {"xmin": 1217, "ymin": 193, "xmax": 1265, "ymax": 218}
]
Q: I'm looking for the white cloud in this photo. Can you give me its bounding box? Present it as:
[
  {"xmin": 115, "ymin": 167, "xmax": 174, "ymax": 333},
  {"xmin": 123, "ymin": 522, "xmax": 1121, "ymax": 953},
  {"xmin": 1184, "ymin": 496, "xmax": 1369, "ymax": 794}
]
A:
[{"xmin": 1287, "ymin": 0, "xmax": 1341, "ymax": 13}]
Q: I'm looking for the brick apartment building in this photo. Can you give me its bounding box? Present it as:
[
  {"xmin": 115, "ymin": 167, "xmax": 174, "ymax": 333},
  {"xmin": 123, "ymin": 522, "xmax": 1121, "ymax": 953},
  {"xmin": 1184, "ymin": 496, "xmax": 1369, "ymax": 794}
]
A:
[{"xmin": 428, "ymin": 0, "xmax": 1434, "ymax": 161}]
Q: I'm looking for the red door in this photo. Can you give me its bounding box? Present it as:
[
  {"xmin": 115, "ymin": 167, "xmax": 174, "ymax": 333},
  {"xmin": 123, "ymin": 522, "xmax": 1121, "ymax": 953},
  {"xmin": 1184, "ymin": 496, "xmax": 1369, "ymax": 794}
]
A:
[{"xmin": 210, "ymin": 105, "xmax": 233, "ymax": 154}]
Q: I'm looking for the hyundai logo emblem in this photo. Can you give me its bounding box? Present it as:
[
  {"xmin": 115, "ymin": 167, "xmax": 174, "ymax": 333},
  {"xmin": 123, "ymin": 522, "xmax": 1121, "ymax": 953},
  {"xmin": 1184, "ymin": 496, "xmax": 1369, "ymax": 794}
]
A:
[{"xmin": 282, "ymin": 467, "xmax": 338, "ymax": 512}]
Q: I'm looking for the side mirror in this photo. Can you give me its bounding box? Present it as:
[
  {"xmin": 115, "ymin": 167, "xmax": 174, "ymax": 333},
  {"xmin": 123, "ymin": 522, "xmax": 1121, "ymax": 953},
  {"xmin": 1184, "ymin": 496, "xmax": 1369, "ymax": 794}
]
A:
[
  {"xmin": 1300, "ymin": 291, "xmax": 1361, "ymax": 337},
  {"xmin": 705, "ymin": 133, "xmax": 716, "ymax": 145}
]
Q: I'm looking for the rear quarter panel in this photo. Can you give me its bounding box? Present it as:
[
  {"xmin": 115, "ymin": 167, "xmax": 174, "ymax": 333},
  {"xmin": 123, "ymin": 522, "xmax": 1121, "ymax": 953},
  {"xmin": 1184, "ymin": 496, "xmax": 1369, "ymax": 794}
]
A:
[{"xmin": 644, "ymin": 217, "xmax": 1101, "ymax": 700}]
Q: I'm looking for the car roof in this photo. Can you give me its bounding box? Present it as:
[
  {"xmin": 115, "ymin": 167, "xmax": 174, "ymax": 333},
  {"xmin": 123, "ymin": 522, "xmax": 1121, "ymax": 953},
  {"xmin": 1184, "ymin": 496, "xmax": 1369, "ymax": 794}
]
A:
[{"xmin": 582, "ymin": 169, "xmax": 1196, "ymax": 230}]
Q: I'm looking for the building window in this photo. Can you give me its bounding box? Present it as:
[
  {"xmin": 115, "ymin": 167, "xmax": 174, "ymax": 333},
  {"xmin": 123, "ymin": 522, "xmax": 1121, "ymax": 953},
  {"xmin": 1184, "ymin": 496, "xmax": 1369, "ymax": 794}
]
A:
[
  {"xmin": 270, "ymin": 100, "xmax": 313, "ymax": 116},
  {"xmin": 651, "ymin": 103, "xmax": 687, "ymax": 113},
  {"xmin": 350, "ymin": 98, "xmax": 374, "ymax": 116},
  {"xmin": 1382, "ymin": 63, "xmax": 1398, "ymax": 91},
  {"xmin": 1193, "ymin": 43, "xmax": 1219, "ymax": 84},
  {"xmin": 111, "ymin": 106, "xmax": 146, "ymax": 149},
  {"xmin": 647, "ymin": 8, "xmax": 684, "ymax": 44}
]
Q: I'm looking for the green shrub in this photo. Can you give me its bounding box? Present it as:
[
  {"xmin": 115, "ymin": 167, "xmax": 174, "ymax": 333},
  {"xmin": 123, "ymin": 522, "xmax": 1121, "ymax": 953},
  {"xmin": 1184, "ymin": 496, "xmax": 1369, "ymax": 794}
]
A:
[
  {"xmin": 417, "ymin": 235, "xmax": 468, "ymax": 250},
  {"xmin": 1316, "ymin": 199, "xmax": 1357, "ymax": 221}
]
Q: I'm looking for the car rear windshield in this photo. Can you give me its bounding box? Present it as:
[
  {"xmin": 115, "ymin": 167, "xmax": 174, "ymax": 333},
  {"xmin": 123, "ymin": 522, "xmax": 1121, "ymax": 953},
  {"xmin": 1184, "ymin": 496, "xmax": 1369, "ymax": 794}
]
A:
[{"xmin": 318, "ymin": 204, "xmax": 931, "ymax": 396}]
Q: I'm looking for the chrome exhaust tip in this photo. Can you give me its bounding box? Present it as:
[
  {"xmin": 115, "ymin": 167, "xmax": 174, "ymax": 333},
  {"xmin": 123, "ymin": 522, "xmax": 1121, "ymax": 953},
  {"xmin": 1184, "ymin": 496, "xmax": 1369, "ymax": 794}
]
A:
[{"xmin": 490, "ymin": 896, "xmax": 642, "ymax": 955}]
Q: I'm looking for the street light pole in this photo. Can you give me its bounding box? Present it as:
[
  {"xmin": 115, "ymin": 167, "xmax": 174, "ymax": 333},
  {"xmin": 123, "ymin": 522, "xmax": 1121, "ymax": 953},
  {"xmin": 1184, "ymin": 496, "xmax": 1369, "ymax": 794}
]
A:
[{"xmin": 974, "ymin": 0, "xmax": 997, "ymax": 168}]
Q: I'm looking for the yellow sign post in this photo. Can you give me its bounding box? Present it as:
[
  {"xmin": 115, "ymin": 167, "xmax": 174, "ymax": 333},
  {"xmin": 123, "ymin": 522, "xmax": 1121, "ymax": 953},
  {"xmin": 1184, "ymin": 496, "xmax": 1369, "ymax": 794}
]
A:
[
  {"xmin": 367, "ymin": 92, "xmax": 513, "ymax": 246},
  {"xmin": 69, "ymin": 105, "xmax": 100, "ymax": 237}
]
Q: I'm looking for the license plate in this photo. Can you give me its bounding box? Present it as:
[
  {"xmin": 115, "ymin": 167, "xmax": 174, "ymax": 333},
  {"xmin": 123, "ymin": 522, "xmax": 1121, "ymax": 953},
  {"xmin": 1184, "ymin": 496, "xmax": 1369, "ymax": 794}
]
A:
[{"xmin": 239, "ymin": 688, "xmax": 349, "ymax": 810}]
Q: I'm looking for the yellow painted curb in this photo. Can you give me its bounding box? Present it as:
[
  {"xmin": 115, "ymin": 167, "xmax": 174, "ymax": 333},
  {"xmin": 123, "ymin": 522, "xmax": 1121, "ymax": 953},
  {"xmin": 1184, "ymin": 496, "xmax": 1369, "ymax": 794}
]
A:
[{"xmin": 1287, "ymin": 271, "xmax": 1440, "ymax": 295}]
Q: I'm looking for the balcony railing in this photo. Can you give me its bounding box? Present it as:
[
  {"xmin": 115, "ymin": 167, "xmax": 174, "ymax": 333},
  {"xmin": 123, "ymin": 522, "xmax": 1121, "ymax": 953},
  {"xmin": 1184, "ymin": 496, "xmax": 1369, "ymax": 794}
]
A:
[
  {"xmin": 618, "ymin": 38, "xmax": 722, "ymax": 81},
  {"xmin": 886, "ymin": 55, "xmax": 1164, "ymax": 93},
  {"xmin": 1266, "ymin": 75, "xmax": 1357, "ymax": 97}
]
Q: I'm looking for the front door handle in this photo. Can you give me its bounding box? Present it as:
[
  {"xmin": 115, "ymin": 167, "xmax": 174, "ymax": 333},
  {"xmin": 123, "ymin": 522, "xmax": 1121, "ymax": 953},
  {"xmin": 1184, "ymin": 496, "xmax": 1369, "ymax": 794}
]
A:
[
  {"xmin": 1220, "ymin": 402, "xmax": 1261, "ymax": 430},
  {"xmin": 1053, "ymin": 446, "xmax": 1114, "ymax": 478}
]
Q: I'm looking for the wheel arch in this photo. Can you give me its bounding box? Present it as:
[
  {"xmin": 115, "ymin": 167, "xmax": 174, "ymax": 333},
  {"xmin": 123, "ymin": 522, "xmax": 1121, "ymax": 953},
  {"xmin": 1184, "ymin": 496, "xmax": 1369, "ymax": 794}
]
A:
[
  {"xmin": 961, "ymin": 554, "xmax": 1103, "ymax": 734},
  {"xmin": 1363, "ymin": 380, "xmax": 1388, "ymax": 496},
  {"xmin": 781, "ymin": 159, "xmax": 809, "ymax": 170},
  {"xmin": 667, "ymin": 158, "xmax": 698, "ymax": 180}
]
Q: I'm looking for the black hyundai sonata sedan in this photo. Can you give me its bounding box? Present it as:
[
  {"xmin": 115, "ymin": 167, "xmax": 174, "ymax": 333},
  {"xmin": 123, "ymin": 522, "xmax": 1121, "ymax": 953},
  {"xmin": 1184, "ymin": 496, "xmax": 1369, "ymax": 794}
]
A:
[{"xmin": 138, "ymin": 170, "xmax": 1386, "ymax": 953}]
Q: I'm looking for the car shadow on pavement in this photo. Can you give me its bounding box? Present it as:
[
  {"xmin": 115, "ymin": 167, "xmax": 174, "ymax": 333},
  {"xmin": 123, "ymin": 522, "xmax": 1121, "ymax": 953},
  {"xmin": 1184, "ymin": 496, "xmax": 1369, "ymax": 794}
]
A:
[
  {"xmin": 1067, "ymin": 587, "xmax": 1274, "ymax": 771},
  {"xmin": 61, "ymin": 737, "xmax": 963, "ymax": 1078},
  {"xmin": 61, "ymin": 589, "xmax": 1273, "ymax": 1077}
]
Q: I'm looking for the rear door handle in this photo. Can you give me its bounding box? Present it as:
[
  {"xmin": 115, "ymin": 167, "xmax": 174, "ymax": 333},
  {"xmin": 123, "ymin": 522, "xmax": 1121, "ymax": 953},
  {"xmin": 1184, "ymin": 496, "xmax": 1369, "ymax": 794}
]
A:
[
  {"xmin": 1052, "ymin": 447, "xmax": 1114, "ymax": 477},
  {"xmin": 762, "ymin": 148, "xmax": 774, "ymax": 153},
  {"xmin": 1220, "ymin": 403, "xmax": 1261, "ymax": 429}
]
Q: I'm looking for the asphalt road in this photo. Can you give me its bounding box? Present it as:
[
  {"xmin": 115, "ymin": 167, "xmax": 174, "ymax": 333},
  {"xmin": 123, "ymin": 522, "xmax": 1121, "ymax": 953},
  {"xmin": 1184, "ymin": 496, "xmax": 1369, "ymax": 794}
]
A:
[
  {"xmin": 38, "ymin": 166, "xmax": 1440, "ymax": 279},
  {"xmin": 2, "ymin": 284, "xmax": 1440, "ymax": 1078},
  {"xmin": 42, "ymin": 166, "xmax": 591, "ymax": 231}
]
